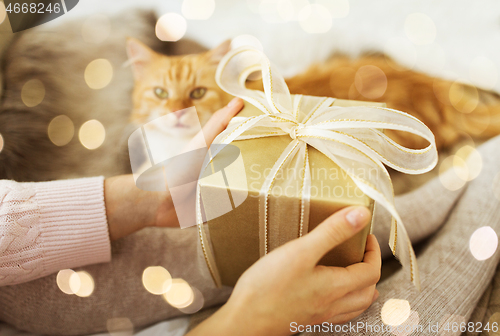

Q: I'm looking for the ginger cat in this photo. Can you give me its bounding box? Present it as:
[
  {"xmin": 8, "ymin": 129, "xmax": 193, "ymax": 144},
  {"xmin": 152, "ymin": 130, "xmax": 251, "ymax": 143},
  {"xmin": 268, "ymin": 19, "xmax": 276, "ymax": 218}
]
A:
[
  {"xmin": 127, "ymin": 38, "xmax": 233, "ymax": 139},
  {"xmin": 127, "ymin": 39, "xmax": 500, "ymax": 152}
]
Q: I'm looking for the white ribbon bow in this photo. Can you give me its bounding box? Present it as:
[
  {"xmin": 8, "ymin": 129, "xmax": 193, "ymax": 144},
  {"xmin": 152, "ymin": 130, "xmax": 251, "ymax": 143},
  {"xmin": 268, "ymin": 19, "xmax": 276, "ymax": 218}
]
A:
[{"xmin": 196, "ymin": 47, "xmax": 438, "ymax": 290}]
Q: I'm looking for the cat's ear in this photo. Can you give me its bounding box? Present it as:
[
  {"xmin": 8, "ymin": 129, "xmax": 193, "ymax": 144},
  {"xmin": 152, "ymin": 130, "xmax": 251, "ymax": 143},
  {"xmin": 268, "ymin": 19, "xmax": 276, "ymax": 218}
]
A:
[
  {"xmin": 126, "ymin": 37, "xmax": 155, "ymax": 80},
  {"xmin": 205, "ymin": 40, "xmax": 232, "ymax": 64}
]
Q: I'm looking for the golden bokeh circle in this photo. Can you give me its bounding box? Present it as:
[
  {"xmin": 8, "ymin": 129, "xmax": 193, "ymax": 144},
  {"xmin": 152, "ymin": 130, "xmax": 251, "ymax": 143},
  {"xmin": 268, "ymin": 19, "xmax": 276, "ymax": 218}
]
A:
[
  {"xmin": 56, "ymin": 269, "xmax": 77, "ymax": 295},
  {"xmin": 71, "ymin": 271, "xmax": 95, "ymax": 297},
  {"xmin": 469, "ymin": 226, "xmax": 498, "ymax": 261},
  {"xmin": 316, "ymin": 0, "xmax": 349, "ymax": 19},
  {"xmin": 82, "ymin": 14, "xmax": 111, "ymax": 44},
  {"xmin": 69, "ymin": 271, "xmax": 81, "ymax": 294},
  {"xmin": 298, "ymin": 4, "xmax": 333, "ymax": 34},
  {"xmin": 163, "ymin": 278, "xmax": 194, "ymax": 308},
  {"xmin": 354, "ymin": 65, "xmax": 388, "ymax": 99},
  {"xmin": 177, "ymin": 286, "xmax": 204, "ymax": 314},
  {"xmin": 455, "ymin": 145, "xmax": 482, "ymax": 181},
  {"xmin": 448, "ymin": 81, "xmax": 479, "ymax": 114},
  {"xmin": 84, "ymin": 59, "xmax": 113, "ymax": 90},
  {"xmin": 155, "ymin": 13, "xmax": 187, "ymax": 42},
  {"xmin": 439, "ymin": 155, "xmax": 467, "ymax": 191},
  {"xmin": 48, "ymin": 115, "xmax": 75, "ymax": 147},
  {"xmin": 21, "ymin": 79, "xmax": 45, "ymax": 107},
  {"xmin": 79, "ymin": 120, "xmax": 106, "ymax": 150},
  {"xmin": 142, "ymin": 266, "xmax": 172, "ymax": 295},
  {"xmin": 0, "ymin": 132, "xmax": 4, "ymax": 154},
  {"xmin": 182, "ymin": 0, "xmax": 215, "ymax": 20},
  {"xmin": 381, "ymin": 299, "xmax": 411, "ymax": 326}
]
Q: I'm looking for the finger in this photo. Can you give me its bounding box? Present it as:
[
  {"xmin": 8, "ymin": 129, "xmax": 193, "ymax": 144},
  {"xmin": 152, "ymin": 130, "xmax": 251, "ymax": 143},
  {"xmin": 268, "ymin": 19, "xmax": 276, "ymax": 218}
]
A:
[
  {"xmin": 313, "ymin": 235, "xmax": 380, "ymax": 293},
  {"xmin": 324, "ymin": 285, "xmax": 376, "ymax": 318},
  {"xmin": 203, "ymin": 97, "xmax": 244, "ymax": 144},
  {"xmin": 328, "ymin": 287, "xmax": 379, "ymax": 324},
  {"xmin": 344, "ymin": 235, "xmax": 382, "ymax": 286},
  {"xmin": 297, "ymin": 206, "xmax": 372, "ymax": 264}
]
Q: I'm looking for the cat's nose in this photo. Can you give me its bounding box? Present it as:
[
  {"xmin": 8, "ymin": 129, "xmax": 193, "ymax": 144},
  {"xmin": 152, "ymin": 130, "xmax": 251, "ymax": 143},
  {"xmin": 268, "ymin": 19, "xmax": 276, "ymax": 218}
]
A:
[{"xmin": 173, "ymin": 109, "xmax": 187, "ymax": 119}]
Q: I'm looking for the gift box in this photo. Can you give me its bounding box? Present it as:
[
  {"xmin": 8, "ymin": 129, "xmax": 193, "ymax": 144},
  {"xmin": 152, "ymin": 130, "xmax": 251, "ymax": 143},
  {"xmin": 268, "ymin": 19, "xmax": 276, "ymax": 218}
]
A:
[
  {"xmin": 199, "ymin": 98, "xmax": 383, "ymax": 287},
  {"xmin": 195, "ymin": 47, "xmax": 438, "ymax": 289}
]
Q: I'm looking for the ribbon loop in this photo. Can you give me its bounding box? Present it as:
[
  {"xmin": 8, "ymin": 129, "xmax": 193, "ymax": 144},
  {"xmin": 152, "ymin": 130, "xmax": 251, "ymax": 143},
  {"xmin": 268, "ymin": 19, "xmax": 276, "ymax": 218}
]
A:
[{"xmin": 197, "ymin": 46, "xmax": 438, "ymax": 290}]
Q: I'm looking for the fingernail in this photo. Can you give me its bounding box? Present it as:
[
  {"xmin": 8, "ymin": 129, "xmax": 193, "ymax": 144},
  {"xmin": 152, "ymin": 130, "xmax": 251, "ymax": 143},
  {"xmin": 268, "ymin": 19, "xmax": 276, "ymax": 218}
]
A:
[
  {"xmin": 228, "ymin": 97, "xmax": 242, "ymax": 108},
  {"xmin": 345, "ymin": 207, "xmax": 370, "ymax": 229}
]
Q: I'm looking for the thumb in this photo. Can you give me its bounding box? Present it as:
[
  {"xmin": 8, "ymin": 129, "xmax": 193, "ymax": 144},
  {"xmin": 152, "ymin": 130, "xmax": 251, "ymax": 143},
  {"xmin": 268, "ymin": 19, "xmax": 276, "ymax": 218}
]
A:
[{"xmin": 298, "ymin": 206, "xmax": 372, "ymax": 264}]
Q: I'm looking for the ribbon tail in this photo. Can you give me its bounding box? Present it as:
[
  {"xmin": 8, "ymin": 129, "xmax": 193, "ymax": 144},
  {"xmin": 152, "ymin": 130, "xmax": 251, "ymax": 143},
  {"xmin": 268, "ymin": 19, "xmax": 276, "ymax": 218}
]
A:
[{"xmin": 353, "ymin": 179, "xmax": 421, "ymax": 291}]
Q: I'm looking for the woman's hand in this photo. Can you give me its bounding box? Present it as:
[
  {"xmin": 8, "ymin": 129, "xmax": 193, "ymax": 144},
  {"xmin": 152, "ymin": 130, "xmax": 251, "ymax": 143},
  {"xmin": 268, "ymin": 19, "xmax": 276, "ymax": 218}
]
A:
[
  {"xmin": 104, "ymin": 98, "xmax": 244, "ymax": 240},
  {"xmin": 188, "ymin": 206, "xmax": 381, "ymax": 336}
]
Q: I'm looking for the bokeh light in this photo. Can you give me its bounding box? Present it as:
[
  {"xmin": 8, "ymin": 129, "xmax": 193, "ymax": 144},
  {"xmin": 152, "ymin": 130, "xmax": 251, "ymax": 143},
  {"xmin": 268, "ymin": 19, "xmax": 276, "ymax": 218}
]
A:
[
  {"xmin": 177, "ymin": 286, "xmax": 205, "ymax": 314},
  {"xmin": 381, "ymin": 299, "xmax": 411, "ymax": 326},
  {"xmin": 469, "ymin": 226, "xmax": 498, "ymax": 261},
  {"xmin": 469, "ymin": 56, "xmax": 497, "ymax": 90},
  {"xmin": 316, "ymin": 0, "xmax": 349, "ymax": 19},
  {"xmin": 0, "ymin": 133, "xmax": 4, "ymax": 154},
  {"xmin": 82, "ymin": 14, "xmax": 111, "ymax": 44},
  {"xmin": 258, "ymin": 0, "xmax": 288, "ymax": 23},
  {"xmin": 439, "ymin": 155, "xmax": 467, "ymax": 191},
  {"xmin": 384, "ymin": 38, "xmax": 417, "ymax": 70},
  {"xmin": 455, "ymin": 145, "xmax": 482, "ymax": 181},
  {"xmin": 21, "ymin": 79, "xmax": 45, "ymax": 107},
  {"xmin": 448, "ymin": 80, "xmax": 479, "ymax": 114},
  {"xmin": 79, "ymin": 120, "xmax": 106, "ymax": 150},
  {"xmin": 84, "ymin": 59, "xmax": 113, "ymax": 90},
  {"xmin": 48, "ymin": 115, "xmax": 75, "ymax": 147},
  {"xmin": 390, "ymin": 310, "xmax": 419, "ymax": 336},
  {"xmin": 298, "ymin": 4, "xmax": 332, "ymax": 34},
  {"xmin": 182, "ymin": 0, "xmax": 215, "ymax": 20},
  {"xmin": 231, "ymin": 34, "xmax": 264, "ymax": 51},
  {"xmin": 142, "ymin": 266, "xmax": 172, "ymax": 295},
  {"xmin": 0, "ymin": 2, "xmax": 6, "ymax": 25},
  {"xmin": 106, "ymin": 317, "xmax": 134, "ymax": 336},
  {"xmin": 70, "ymin": 271, "xmax": 95, "ymax": 297},
  {"xmin": 56, "ymin": 269, "xmax": 77, "ymax": 295},
  {"xmin": 354, "ymin": 65, "xmax": 388, "ymax": 99},
  {"xmin": 493, "ymin": 172, "xmax": 500, "ymax": 202},
  {"xmin": 156, "ymin": 13, "xmax": 187, "ymax": 42},
  {"xmin": 404, "ymin": 13, "xmax": 436, "ymax": 45},
  {"xmin": 163, "ymin": 278, "xmax": 194, "ymax": 308}
]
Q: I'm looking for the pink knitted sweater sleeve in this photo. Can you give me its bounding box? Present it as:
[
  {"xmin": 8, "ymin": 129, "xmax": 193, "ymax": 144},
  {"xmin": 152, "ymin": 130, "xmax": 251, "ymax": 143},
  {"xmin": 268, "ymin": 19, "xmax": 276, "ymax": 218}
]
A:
[{"xmin": 0, "ymin": 177, "xmax": 111, "ymax": 286}]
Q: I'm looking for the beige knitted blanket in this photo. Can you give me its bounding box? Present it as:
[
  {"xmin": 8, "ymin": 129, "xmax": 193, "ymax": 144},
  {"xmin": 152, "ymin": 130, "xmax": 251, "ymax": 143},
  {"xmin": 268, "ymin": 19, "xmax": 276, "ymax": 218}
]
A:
[{"xmin": 1, "ymin": 136, "xmax": 499, "ymax": 335}]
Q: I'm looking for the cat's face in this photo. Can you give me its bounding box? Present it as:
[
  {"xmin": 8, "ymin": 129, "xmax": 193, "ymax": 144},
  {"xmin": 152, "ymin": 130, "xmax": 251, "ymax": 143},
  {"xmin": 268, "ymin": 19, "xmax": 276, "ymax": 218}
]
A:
[{"xmin": 127, "ymin": 38, "xmax": 233, "ymax": 137}]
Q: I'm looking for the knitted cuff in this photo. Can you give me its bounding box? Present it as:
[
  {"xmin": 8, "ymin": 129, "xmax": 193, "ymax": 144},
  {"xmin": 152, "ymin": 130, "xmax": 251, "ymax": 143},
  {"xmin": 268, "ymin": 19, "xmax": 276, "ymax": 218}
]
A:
[{"xmin": 34, "ymin": 177, "xmax": 111, "ymax": 274}]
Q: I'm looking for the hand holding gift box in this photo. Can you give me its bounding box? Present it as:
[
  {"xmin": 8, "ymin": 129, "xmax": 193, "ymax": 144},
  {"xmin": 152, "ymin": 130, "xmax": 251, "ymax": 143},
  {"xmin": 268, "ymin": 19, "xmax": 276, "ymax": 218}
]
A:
[{"xmin": 196, "ymin": 47, "xmax": 438, "ymax": 289}]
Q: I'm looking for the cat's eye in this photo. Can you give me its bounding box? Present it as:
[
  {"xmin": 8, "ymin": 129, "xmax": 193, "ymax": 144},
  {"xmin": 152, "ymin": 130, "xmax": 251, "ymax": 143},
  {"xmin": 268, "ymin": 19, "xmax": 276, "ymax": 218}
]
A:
[
  {"xmin": 190, "ymin": 87, "xmax": 207, "ymax": 100},
  {"xmin": 154, "ymin": 87, "xmax": 169, "ymax": 99}
]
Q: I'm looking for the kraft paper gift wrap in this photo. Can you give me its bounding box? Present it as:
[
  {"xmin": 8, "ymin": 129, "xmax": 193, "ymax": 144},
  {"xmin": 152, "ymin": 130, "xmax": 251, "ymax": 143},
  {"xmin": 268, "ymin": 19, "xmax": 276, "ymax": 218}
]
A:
[
  {"xmin": 199, "ymin": 99, "xmax": 382, "ymax": 287},
  {"xmin": 195, "ymin": 47, "xmax": 439, "ymax": 289}
]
